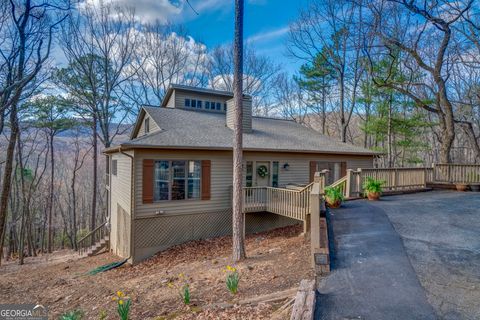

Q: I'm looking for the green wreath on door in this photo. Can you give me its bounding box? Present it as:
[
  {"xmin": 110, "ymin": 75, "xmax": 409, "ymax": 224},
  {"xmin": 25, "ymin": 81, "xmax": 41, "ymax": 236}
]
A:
[{"xmin": 257, "ymin": 165, "xmax": 269, "ymax": 178}]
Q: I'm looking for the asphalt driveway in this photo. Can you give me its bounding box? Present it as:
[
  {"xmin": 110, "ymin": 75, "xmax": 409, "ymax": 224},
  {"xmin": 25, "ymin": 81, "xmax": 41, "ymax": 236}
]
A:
[{"xmin": 316, "ymin": 191, "xmax": 480, "ymax": 320}]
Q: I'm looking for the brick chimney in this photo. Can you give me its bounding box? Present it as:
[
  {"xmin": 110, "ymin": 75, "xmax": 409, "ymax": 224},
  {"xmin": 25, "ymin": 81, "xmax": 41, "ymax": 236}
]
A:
[{"xmin": 226, "ymin": 96, "xmax": 252, "ymax": 133}]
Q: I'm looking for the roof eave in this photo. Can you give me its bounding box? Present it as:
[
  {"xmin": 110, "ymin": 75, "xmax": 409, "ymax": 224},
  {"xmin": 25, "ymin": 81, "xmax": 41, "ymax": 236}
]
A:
[{"xmin": 104, "ymin": 143, "xmax": 379, "ymax": 156}]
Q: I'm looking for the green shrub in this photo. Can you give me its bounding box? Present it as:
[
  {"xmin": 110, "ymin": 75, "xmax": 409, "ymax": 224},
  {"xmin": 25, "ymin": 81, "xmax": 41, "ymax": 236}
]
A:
[
  {"xmin": 180, "ymin": 284, "xmax": 190, "ymax": 305},
  {"xmin": 225, "ymin": 265, "xmax": 240, "ymax": 294},
  {"xmin": 362, "ymin": 177, "xmax": 384, "ymax": 194},
  {"xmin": 60, "ymin": 310, "xmax": 84, "ymax": 320},
  {"xmin": 324, "ymin": 186, "xmax": 344, "ymax": 203}
]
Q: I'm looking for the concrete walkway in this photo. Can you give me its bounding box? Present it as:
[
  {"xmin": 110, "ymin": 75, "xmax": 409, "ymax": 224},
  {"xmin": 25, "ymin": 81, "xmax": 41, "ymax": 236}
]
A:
[{"xmin": 315, "ymin": 200, "xmax": 437, "ymax": 320}]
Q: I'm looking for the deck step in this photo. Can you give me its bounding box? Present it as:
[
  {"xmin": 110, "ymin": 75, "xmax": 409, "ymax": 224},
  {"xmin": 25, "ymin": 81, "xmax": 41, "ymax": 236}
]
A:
[{"xmin": 83, "ymin": 236, "xmax": 109, "ymax": 257}]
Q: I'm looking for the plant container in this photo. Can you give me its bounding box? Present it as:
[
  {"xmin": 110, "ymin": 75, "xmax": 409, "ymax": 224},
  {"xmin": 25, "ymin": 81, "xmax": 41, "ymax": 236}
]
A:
[
  {"xmin": 367, "ymin": 192, "xmax": 380, "ymax": 201},
  {"xmin": 326, "ymin": 198, "xmax": 342, "ymax": 209},
  {"xmin": 455, "ymin": 183, "xmax": 469, "ymax": 192}
]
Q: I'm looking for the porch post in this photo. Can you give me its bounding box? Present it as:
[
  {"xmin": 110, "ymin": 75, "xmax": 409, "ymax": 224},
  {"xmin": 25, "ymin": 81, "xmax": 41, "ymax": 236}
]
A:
[
  {"xmin": 310, "ymin": 175, "xmax": 329, "ymax": 275},
  {"xmin": 345, "ymin": 169, "xmax": 353, "ymax": 199}
]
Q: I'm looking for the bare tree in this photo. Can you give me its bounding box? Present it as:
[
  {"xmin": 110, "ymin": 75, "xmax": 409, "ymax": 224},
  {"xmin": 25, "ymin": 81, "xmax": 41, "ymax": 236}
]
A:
[
  {"xmin": 232, "ymin": 0, "xmax": 246, "ymax": 262},
  {"xmin": 0, "ymin": 0, "xmax": 68, "ymax": 265},
  {"xmin": 57, "ymin": 1, "xmax": 137, "ymax": 235},
  {"xmin": 132, "ymin": 23, "xmax": 210, "ymax": 105},
  {"xmin": 209, "ymin": 45, "xmax": 280, "ymax": 115},
  {"xmin": 273, "ymin": 73, "xmax": 310, "ymax": 124},
  {"xmin": 288, "ymin": 0, "xmax": 366, "ymax": 142},
  {"xmin": 365, "ymin": 0, "xmax": 474, "ymax": 163}
]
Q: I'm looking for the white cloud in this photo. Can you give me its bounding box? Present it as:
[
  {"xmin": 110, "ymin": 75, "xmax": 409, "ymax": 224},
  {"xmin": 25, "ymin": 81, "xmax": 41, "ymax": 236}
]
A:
[
  {"xmin": 79, "ymin": 0, "xmax": 233, "ymax": 24},
  {"xmin": 79, "ymin": 0, "xmax": 182, "ymax": 23},
  {"xmin": 247, "ymin": 26, "xmax": 289, "ymax": 43}
]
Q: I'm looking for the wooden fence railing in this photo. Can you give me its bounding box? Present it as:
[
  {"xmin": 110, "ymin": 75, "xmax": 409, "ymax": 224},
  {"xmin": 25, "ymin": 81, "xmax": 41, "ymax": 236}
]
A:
[
  {"xmin": 243, "ymin": 182, "xmax": 314, "ymax": 221},
  {"xmin": 322, "ymin": 164, "xmax": 480, "ymax": 199},
  {"xmin": 433, "ymin": 163, "xmax": 480, "ymax": 183},
  {"xmin": 77, "ymin": 221, "xmax": 108, "ymax": 255}
]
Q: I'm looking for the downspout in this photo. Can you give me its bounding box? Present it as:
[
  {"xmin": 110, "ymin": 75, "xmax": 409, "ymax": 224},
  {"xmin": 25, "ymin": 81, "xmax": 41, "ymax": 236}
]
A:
[{"xmin": 119, "ymin": 147, "xmax": 135, "ymax": 263}]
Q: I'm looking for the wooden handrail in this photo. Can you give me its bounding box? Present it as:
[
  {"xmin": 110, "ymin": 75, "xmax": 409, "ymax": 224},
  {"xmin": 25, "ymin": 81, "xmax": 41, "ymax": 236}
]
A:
[
  {"xmin": 77, "ymin": 221, "xmax": 108, "ymax": 255},
  {"xmin": 77, "ymin": 221, "xmax": 107, "ymax": 244}
]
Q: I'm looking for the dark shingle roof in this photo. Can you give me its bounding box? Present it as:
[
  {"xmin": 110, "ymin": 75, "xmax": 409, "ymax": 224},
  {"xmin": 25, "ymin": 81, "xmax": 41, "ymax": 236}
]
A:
[{"xmin": 109, "ymin": 106, "xmax": 379, "ymax": 156}]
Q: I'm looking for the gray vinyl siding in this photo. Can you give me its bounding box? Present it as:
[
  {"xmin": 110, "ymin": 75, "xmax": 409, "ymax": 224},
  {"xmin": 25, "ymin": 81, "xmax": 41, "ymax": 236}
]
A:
[
  {"xmin": 134, "ymin": 149, "xmax": 233, "ymax": 217},
  {"xmin": 134, "ymin": 113, "xmax": 161, "ymax": 138},
  {"xmin": 226, "ymin": 98, "xmax": 252, "ymax": 132},
  {"xmin": 133, "ymin": 149, "xmax": 373, "ymax": 217},
  {"xmin": 109, "ymin": 151, "xmax": 132, "ymax": 258},
  {"xmin": 170, "ymin": 89, "xmax": 230, "ymax": 112},
  {"xmin": 111, "ymin": 148, "xmax": 373, "ymax": 263}
]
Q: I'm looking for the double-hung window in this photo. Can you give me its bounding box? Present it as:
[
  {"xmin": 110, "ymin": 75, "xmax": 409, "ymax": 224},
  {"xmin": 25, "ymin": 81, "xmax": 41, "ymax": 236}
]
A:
[
  {"xmin": 154, "ymin": 161, "xmax": 170, "ymax": 201},
  {"xmin": 154, "ymin": 160, "xmax": 201, "ymax": 201}
]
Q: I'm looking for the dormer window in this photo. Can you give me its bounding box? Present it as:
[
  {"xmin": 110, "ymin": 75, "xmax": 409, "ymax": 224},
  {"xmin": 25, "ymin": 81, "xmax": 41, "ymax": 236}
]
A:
[
  {"xmin": 216, "ymin": 102, "xmax": 221, "ymax": 111},
  {"xmin": 185, "ymin": 99, "xmax": 191, "ymax": 107},
  {"xmin": 191, "ymin": 99, "xmax": 196, "ymax": 108},
  {"xmin": 205, "ymin": 101, "xmax": 210, "ymax": 109},
  {"xmin": 197, "ymin": 100, "xmax": 202, "ymax": 108},
  {"xmin": 144, "ymin": 117, "xmax": 150, "ymax": 134}
]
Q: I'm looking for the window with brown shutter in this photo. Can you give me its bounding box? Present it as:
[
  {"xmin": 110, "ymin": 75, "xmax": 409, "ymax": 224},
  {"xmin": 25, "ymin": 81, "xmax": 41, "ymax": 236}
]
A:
[
  {"xmin": 142, "ymin": 159, "xmax": 154, "ymax": 203},
  {"xmin": 201, "ymin": 160, "xmax": 211, "ymax": 200}
]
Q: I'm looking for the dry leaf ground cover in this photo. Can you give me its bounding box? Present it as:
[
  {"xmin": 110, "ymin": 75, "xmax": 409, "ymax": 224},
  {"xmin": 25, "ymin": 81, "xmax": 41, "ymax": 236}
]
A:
[{"xmin": 0, "ymin": 224, "xmax": 312, "ymax": 319}]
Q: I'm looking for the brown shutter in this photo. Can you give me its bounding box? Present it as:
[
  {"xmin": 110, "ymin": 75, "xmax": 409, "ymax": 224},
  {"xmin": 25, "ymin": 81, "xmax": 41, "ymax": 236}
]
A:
[
  {"xmin": 201, "ymin": 160, "xmax": 211, "ymax": 200},
  {"xmin": 143, "ymin": 159, "xmax": 154, "ymax": 203},
  {"xmin": 340, "ymin": 162, "xmax": 347, "ymax": 177},
  {"xmin": 309, "ymin": 161, "xmax": 317, "ymax": 183}
]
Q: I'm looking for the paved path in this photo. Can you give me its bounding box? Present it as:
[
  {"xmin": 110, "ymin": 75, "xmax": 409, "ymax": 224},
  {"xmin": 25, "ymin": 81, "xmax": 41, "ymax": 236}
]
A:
[
  {"xmin": 315, "ymin": 198, "xmax": 437, "ymax": 320},
  {"xmin": 366, "ymin": 191, "xmax": 480, "ymax": 320}
]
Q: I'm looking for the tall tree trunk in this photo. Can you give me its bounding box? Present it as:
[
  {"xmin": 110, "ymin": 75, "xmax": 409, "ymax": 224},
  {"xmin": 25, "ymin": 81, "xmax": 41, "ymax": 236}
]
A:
[
  {"xmin": 47, "ymin": 133, "xmax": 54, "ymax": 253},
  {"xmin": 17, "ymin": 134, "xmax": 27, "ymax": 265},
  {"xmin": 0, "ymin": 110, "xmax": 19, "ymax": 266},
  {"xmin": 232, "ymin": 0, "xmax": 246, "ymax": 262},
  {"xmin": 339, "ymin": 72, "xmax": 347, "ymax": 142},
  {"xmin": 91, "ymin": 115, "xmax": 98, "ymax": 245},
  {"xmin": 387, "ymin": 94, "xmax": 393, "ymax": 167},
  {"xmin": 72, "ymin": 168, "xmax": 78, "ymax": 250}
]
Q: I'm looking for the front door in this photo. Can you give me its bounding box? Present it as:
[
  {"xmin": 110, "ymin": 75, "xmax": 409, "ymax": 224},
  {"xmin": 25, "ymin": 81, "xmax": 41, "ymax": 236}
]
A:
[{"xmin": 256, "ymin": 161, "xmax": 270, "ymax": 187}]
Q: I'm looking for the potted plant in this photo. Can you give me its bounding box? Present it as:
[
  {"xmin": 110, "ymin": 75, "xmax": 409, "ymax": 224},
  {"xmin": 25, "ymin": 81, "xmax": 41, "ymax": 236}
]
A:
[
  {"xmin": 324, "ymin": 186, "xmax": 344, "ymax": 208},
  {"xmin": 455, "ymin": 183, "xmax": 469, "ymax": 192},
  {"xmin": 362, "ymin": 177, "xmax": 384, "ymax": 201}
]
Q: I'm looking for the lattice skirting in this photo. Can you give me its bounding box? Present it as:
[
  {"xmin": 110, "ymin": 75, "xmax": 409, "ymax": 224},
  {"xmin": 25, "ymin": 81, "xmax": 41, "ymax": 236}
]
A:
[{"xmin": 132, "ymin": 210, "xmax": 299, "ymax": 263}]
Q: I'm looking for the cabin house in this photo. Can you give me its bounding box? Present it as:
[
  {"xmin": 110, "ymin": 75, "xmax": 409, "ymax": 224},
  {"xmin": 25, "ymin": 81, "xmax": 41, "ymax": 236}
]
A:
[{"xmin": 103, "ymin": 84, "xmax": 378, "ymax": 263}]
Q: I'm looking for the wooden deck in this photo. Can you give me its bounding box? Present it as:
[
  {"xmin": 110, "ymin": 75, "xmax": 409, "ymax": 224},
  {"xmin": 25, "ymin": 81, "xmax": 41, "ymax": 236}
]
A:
[
  {"xmin": 242, "ymin": 164, "xmax": 480, "ymax": 223},
  {"xmin": 243, "ymin": 183, "xmax": 313, "ymax": 221}
]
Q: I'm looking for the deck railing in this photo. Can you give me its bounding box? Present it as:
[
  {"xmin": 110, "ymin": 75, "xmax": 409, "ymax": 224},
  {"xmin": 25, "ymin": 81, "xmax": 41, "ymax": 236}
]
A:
[
  {"xmin": 360, "ymin": 167, "xmax": 429, "ymax": 191},
  {"xmin": 243, "ymin": 182, "xmax": 314, "ymax": 221},
  {"xmin": 433, "ymin": 163, "xmax": 480, "ymax": 183},
  {"xmin": 241, "ymin": 164, "xmax": 479, "ymax": 229}
]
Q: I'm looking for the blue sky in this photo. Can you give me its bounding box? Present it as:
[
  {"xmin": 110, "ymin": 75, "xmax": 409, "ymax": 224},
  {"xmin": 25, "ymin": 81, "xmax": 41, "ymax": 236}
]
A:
[{"xmin": 130, "ymin": 0, "xmax": 308, "ymax": 74}]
